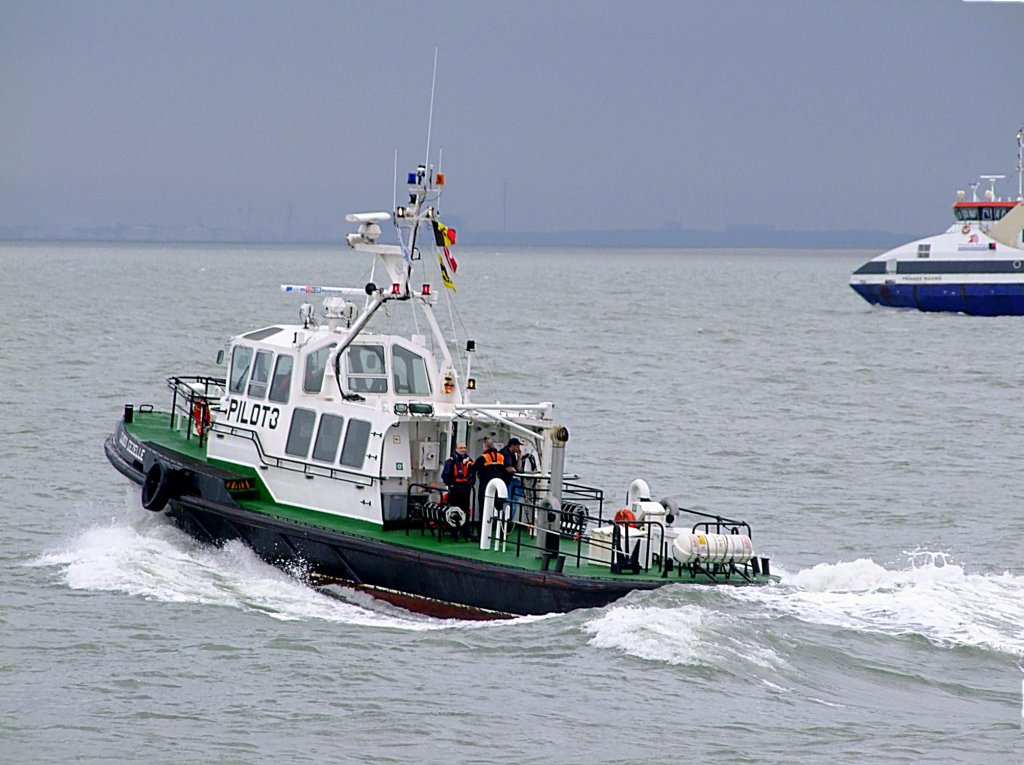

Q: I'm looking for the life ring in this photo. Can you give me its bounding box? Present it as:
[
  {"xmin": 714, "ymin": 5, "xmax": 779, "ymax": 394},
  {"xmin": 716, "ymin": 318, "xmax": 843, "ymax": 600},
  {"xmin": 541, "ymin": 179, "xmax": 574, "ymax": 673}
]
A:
[
  {"xmin": 614, "ymin": 508, "xmax": 637, "ymax": 527},
  {"xmin": 961, "ymin": 223, "xmax": 970, "ymax": 235},
  {"xmin": 141, "ymin": 461, "xmax": 173, "ymax": 512},
  {"xmin": 192, "ymin": 398, "xmax": 211, "ymax": 437}
]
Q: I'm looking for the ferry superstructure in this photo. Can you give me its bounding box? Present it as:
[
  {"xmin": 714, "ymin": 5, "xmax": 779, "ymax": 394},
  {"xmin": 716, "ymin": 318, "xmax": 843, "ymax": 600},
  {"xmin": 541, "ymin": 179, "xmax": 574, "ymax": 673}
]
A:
[{"xmin": 850, "ymin": 129, "xmax": 1024, "ymax": 316}]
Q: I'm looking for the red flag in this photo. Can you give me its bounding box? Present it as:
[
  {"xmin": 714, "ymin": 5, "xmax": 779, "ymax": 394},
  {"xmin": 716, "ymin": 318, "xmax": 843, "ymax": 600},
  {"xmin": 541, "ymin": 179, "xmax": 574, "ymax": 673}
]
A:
[{"xmin": 433, "ymin": 220, "xmax": 458, "ymax": 273}]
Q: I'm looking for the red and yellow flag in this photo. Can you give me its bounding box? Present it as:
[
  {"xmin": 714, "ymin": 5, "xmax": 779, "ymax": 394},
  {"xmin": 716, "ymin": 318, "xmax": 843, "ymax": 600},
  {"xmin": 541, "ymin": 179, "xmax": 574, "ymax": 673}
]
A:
[{"xmin": 432, "ymin": 220, "xmax": 458, "ymax": 274}]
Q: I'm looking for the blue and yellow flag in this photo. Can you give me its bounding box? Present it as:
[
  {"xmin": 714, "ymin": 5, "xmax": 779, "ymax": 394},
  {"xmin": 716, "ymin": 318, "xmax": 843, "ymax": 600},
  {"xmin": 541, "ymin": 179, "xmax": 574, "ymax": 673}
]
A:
[{"xmin": 437, "ymin": 252, "xmax": 456, "ymax": 291}]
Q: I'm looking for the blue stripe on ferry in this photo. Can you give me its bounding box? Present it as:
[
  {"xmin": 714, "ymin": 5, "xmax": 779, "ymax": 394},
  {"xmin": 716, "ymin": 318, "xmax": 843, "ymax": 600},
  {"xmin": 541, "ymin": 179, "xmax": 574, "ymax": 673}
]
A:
[{"xmin": 853, "ymin": 259, "xmax": 1024, "ymax": 276}]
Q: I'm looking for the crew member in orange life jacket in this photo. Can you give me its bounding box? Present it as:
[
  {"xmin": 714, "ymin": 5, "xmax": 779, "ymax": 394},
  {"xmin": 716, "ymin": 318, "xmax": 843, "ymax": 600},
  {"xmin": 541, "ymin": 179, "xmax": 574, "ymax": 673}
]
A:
[
  {"xmin": 442, "ymin": 442, "xmax": 473, "ymax": 515},
  {"xmin": 474, "ymin": 438, "xmax": 505, "ymax": 515}
]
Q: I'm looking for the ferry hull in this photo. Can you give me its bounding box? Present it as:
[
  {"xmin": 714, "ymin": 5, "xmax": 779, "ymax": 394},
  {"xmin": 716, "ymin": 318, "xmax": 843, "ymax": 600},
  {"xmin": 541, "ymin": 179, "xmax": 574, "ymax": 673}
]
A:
[
  {"xmin": 850, "ymin": 282, "xmax": 1024, "ymax": 316},
  {"xmin": 105, "ymin": 429, "xmax": 669, "ymax": 618}
]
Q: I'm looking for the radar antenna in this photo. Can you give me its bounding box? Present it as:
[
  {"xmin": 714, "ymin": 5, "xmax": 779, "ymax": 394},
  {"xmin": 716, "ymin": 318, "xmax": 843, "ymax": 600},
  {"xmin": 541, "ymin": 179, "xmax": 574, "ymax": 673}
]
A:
[{"xmin": 979, "ymin": 175, "xmax": 1005, "ymax": 202}]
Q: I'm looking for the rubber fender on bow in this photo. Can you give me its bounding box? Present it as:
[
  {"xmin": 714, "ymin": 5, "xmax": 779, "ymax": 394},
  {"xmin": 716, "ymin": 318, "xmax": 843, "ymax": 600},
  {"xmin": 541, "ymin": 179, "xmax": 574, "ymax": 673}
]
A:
[{"xmin": 141, "ymin": 461, "xmax": 174, "ymax": 512}]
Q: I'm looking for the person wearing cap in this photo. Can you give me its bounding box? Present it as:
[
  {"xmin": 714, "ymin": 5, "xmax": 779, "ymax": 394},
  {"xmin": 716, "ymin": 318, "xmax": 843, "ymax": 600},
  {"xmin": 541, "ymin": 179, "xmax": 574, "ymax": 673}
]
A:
[
  {"xmin": 499, "ymin": 438, "xmax": 523, "ymax": 523},
  {"xmin": 499, "ymin": 438, "xmax": 522, "ymax": 483}
]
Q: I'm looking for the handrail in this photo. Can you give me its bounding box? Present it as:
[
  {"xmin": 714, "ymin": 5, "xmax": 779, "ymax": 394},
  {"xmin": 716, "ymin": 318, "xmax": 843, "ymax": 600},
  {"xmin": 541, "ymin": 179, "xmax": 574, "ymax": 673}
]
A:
[
  {"xmin": 213, "ymin": 423, "xmax": 377, "ymax": 488},
  {"xmin": 166, "ymin": 375, "xmax": 225, "ymax": 447}
]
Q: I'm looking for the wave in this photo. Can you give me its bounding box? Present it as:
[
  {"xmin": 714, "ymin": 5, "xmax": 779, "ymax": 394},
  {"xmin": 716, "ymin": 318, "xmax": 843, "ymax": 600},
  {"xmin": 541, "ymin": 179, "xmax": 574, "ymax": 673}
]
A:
[
  {"xmin": 31, "ymin": 520, "xmax": 446, "ymax": 631},
  {"xmin": 582, "ymin": 604, "xmax": 787, "ymax": 670},
  {"xmin": 31, "ymin": 512, "xmax": 552, "ymax": 632},
  {"xmin": 726, "ymin": 552, "xmax": 1024, "ymax": 656},
  {"xmin": 583, "ymin": 552, "xmax": 1024, "ymax": 668}
]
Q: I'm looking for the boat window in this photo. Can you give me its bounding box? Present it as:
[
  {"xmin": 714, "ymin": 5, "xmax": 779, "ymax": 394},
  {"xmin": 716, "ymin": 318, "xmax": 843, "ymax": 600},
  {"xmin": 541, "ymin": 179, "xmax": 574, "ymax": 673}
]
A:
[
  {"xmin": 340, "ymin": 419, "xmax": 372, "ymax": 468},
  {"xmin": 346, "ymin": 344, "xmax": 388, "ymax": 394},
  {"xmin": 916, "ymin": 244, "xmax": 931, "ymax": 259},
  {"xmin": 964, "ymin": 207, "xmax": 979, "ymax": 220},
  {"xmin": 268, "ymin": 354, "xmax": 293, "ymax": 404},
  {"xmin": 247, "ymin": 350, "xmax": 274, "ymax": 399},
  {"xmin": 303, "ymin": 343, "xmax": 336, "ymax": 394},
  {"xmin": 229, "ymin": 346, "xmax": 253, "ymax": 394},
  {"xmin": 981, "ymin": 207, "xmax": 994, "ymax": 221},
  {"xmin": 244, "ymin": 326, "xmax": 283, "ymax": 341},
  {"xmin": 312, "ymin": 414, "xmax": 344, "ymax": 463},
  {"xmin": 391, "ymin": 345, "xmax": 432, "ymax": 395},
  {"xmin": 285, "ymin": 408, "xmax": 317, "ymax": 458}
]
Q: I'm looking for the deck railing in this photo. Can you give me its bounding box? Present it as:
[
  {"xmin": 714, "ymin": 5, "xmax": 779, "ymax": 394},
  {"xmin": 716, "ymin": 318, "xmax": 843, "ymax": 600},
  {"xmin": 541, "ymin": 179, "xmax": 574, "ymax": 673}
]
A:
[{"xmin": 166, "ymin": 375, "xmax": 225, "ymax": 447}]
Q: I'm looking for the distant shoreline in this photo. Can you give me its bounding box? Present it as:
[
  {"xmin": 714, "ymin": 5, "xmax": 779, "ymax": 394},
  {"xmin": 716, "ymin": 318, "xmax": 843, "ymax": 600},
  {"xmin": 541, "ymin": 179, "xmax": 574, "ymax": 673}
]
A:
[{"xmin": 0, "ymin": 227, "xmax": 908, "ymax": 250}]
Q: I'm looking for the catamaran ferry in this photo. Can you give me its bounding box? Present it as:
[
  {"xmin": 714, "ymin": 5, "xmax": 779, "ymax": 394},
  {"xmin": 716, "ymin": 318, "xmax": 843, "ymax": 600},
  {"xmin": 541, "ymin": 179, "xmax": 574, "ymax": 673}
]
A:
[
  {"xmin": 105, "ymin": 154, "xmax": 776, "ymax": 619},
  {"xmin": 850, "ymin": 128, "xmax": 1024, "ymax": 316}
]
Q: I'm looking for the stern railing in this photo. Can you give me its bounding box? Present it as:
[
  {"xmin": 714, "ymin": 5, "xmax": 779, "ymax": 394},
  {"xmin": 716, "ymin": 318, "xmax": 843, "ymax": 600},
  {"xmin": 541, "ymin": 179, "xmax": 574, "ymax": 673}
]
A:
[{"xmin": 166, "ymin": 375, "xmax": 225, "ymax": 448}]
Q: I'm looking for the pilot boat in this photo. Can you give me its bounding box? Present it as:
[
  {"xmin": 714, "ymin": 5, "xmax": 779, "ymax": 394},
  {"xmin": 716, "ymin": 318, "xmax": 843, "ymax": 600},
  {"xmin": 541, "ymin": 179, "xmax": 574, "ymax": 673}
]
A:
[
  {"xmin": 105, "ymin": 158, "xmax": 776, "ymax": 619},
  {"xmin": 850, "ymin": 128, "xmax": 1024, "ymax": 316}
]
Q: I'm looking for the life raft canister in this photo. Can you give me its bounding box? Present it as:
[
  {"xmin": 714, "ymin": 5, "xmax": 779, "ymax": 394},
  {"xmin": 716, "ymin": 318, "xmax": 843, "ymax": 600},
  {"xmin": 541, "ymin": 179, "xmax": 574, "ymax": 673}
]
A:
[{"xmin": 192, "ymin": 398, "xmax": 212, "ymax": 437}]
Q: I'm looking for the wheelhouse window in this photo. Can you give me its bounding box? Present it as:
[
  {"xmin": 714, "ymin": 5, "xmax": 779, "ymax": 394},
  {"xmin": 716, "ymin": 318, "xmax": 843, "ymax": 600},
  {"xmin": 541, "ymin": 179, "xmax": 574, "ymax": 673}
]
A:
[
  {"xmin": 346, "ymin": 344, "xmax": 388, "ymax": 394},
  {"xmin": 247, "ymin": 350, "xmax": 274, "ymax": 399},
  {"xmin": 229, "ymin": 346, "xmax": 253, "ymax": 394},
  {"xmin": 285, "ymin": 408, "xmax": 317, "ymax": 458},
  {"xmin": 312, "ymin": 414, "xmax": 344, "ymax": 463},
  {"xmin": 303, "ymin": 343, "xmax": 336, "ymax": 394},
  {"xmin": 269, "ymin": 354, "xmax": 293, "ymax": 404},
  {"xmin": 916, "ymin": 244, "xmax": 931, "ymax": 259},
  {"xmin": 391, "ymin": 345, "xmax": 432, "ymax": 395},
  {"xmin": 340, "ymin": 419, "xmax": 371, "ymax": 468}
]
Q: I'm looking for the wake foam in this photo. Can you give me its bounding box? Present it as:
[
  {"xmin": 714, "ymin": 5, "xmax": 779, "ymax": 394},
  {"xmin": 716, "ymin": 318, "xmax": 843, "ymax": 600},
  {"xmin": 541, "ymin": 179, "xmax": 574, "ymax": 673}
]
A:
[
  {"xmin": 32, "ymin": 521, "xmax": 444, "ymax": 630},
  {"xmin": 582, "ymin": 604, "xmax": 787, "ymax": 669},
  {"xmin": 728, "ymin": 552, "xmax": 1024, "ymax": 656}
]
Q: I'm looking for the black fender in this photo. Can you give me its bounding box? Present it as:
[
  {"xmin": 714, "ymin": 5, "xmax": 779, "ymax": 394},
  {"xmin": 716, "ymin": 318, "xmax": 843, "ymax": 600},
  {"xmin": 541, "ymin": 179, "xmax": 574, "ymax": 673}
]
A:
[{"xmin": 141, "ymin": 461, "xmax": 175, "ymax": 512}]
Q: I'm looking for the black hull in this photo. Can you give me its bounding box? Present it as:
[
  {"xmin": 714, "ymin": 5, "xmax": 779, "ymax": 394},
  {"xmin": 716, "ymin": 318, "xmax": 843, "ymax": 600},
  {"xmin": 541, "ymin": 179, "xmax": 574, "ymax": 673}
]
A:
[{"xmin": 105, "ymin": 431, "xmax": 663, "ymax": 618}]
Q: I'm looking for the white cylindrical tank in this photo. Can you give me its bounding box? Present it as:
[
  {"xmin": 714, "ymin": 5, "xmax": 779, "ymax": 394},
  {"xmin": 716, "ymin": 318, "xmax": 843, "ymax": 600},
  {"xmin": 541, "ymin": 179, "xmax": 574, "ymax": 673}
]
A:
[{"xmin": 672, "ymin": 532, "xmax": 755, "ymax": 565}]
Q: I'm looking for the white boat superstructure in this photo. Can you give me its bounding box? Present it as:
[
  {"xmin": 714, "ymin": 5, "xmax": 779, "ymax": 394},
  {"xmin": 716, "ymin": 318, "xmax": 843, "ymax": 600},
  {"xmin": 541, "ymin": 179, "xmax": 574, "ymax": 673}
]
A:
[{"xmin": 850, "ymin": 128, "xmax": 1024, "ymax": 316}]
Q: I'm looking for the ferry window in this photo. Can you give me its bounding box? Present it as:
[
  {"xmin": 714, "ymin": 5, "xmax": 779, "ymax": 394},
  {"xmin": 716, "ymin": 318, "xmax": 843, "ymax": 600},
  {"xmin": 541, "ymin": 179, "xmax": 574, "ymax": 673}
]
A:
[
  {"xmin": 981, "ymin": 207, "xmax": 993, "ymax": 221},
  {"xmin": 269, "ymin": 354, "xmax": 293, "ymax": 404},
  {"xmin": 392, "ymin": 345, "xmax": 432, "ymax": 395},
  {"xmin": 965, "ymin": 207, "xmax": 979, "ymax": 220},
  {"xmin": 285, "ymin": 408, "xmax": 317, "ymax": 458},
  {"xmin": 916, "ymin": 244, "xmax": 931, "ymax": 259},
  {"xmin": 247, "ymin": 350, "xmax": 274, "ymax": 399},
  {"xmin": 340, "ymin": 419, "xmax": 372, "ymax": 468},
  {"xmin": 229, "ymin": 346, "xmax": 253, "ymax": 394},
  {"xmin": 954, "ymin": 209, "xmax": 965, "ymax": 221},
  {"xmin": 346, "ymin": 344, "xmax": 388, "ymax": 394},
  {"xmin": 312, "ymin": 414, "xmax": 344, "ymax": 463},
  {"xmin": 303, "ymin": 343, "xmax": 336, "ymax": 394}
]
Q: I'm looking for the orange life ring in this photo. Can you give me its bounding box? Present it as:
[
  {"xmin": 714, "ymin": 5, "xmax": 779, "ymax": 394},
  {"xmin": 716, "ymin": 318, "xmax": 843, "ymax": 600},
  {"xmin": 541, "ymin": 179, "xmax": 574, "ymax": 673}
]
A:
[
  {"xmin": 192, "ymin": 399, "xmax": 212, "ymax": 437},
  {"xmin": 961, "ymin": 223, "xmax": 970, "ymax": 235},
  {"xmin": 614, "ymin": 508, "xmax": 637, "ymax": 527}
]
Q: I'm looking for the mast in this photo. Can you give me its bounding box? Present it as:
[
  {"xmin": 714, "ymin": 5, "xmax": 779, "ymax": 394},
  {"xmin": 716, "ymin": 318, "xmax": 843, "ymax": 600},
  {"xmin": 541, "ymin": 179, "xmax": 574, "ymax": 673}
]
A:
[{"xmin": 1017, "ymin": 125, "xmax": 1023, "ymax": 201}]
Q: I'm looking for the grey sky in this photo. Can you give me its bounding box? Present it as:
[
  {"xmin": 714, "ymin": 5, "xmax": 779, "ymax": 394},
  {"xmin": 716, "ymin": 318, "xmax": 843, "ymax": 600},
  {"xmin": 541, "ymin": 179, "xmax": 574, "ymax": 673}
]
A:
[{"xmin": 2, "ymin": 0, "xmax": 1022, "ymax": 241}]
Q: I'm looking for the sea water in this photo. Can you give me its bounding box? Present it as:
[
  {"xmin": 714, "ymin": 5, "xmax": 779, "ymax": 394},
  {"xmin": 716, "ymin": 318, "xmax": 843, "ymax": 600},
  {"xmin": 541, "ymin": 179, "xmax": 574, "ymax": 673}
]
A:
[{"xmin": 1, "ymin": 243, "xmax": 1022, "ymax": 764}]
